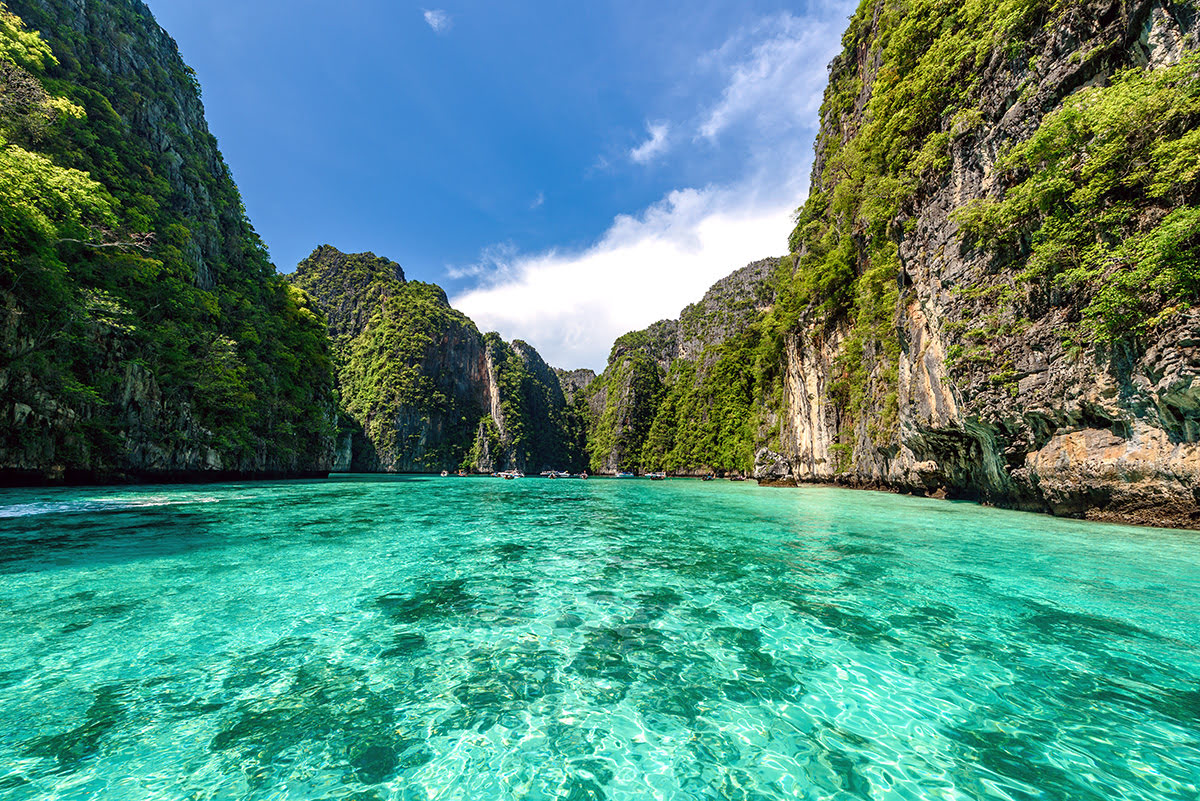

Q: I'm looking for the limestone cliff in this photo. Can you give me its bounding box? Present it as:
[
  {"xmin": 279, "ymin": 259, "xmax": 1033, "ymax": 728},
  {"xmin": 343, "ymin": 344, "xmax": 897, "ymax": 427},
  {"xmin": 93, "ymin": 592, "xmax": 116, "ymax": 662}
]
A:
[
  {"xmin": 0, "ymin": 0, "xmax": 337, "ymax": 484},
  {"xmin": 587, "ymin": 258, "xmax": 782, "ymax": 474},
  {"xmin": 291, "ymin": 247, "xmax": 587, "ymax": 474},
  {"xmin": 758, "ymin": 0, "xmax": 1200, "ymax": 528}
]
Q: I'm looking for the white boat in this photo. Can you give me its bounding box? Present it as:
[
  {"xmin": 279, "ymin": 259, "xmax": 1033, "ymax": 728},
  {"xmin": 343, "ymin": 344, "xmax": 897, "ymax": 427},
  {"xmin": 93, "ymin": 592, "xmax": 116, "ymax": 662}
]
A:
[
  {"xmin": 616, "ymin": 472, "xmax": 635, "ymax": 478},
  {"xmin": 647, "ymin": 472, "xmax": 667, "ymax": 480}
]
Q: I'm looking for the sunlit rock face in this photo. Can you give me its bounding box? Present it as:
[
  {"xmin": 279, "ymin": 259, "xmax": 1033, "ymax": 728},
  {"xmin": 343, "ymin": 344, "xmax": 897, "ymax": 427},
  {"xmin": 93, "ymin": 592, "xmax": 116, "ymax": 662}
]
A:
[{"xmin": 760, "ymin": 0, "xmax": 1200, "ymax": 528}]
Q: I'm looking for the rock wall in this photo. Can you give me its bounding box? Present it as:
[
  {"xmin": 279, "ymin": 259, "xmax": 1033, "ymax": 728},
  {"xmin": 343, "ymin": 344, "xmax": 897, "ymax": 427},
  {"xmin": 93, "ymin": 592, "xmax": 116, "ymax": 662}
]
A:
[
  {"xmin": 292, "ymin": 247, "xmax": 587, "ymax": 474},
  {"xmin": 10, "ymin": 0, "xmax": 232, "ymax": 289},
  {"xmin": 1, "ymin": 0, "xmax": 337, "ymax": 484},
  {"xmin": 759, "ymin": 0, "xmax": 1200, "ymax": 528},
  {"xmin": 587, "ymin": 258, "xmax": 781, "ymax": 475}
]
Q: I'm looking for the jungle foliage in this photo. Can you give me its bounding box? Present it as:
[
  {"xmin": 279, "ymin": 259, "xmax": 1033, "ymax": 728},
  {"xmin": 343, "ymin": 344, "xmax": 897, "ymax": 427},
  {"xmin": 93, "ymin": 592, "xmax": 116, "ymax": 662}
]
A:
[
  {"xmin": 589, "ymin": 0, "xmax": 1197, "ymax": 477},
  {"xmin": 958, "ymin": 54, "xmax": 1200, "ymax": 339},
  {"xmin": 773, "ymin": 0, "xmax": 1199, "ymax": 470},
  {"xmin": 779, "ymin": 0, "xmax": 1079, "ymax": 458},
  {"xmin": 586, "ymin": 259, "xmax": 794, "ymax": 475},
  {"xmin": 485, "ymin": 336, "xmax": 588, "ymax": 472},
  {"xmin": 0, "ymin": 1, "xmax": 335, "ymax": 471},
  {"xmin": 292, "ymin": 247, "xmax": 590, "ymax": 474}
]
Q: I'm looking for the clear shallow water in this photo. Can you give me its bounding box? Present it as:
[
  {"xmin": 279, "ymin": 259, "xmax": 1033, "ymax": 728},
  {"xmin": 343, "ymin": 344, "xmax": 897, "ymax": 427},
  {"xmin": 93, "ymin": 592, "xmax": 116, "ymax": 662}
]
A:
[{"xmin": 0, "ymin": 477, "xmax": 1197, "ymax": 801}]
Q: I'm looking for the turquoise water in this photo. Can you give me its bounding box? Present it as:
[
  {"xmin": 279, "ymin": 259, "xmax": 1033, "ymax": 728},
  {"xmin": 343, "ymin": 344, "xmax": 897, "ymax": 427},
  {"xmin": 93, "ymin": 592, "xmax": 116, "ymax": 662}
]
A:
[{"xmin": 0, "ymin": 477, "xmax": 1198, "ymax": 801}]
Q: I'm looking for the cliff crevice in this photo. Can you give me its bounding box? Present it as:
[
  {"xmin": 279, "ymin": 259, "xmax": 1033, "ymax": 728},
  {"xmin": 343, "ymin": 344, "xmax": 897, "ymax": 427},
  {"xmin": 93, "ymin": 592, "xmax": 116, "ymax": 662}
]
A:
[{"xmin": 759, "ymin": 0, "xmax": 1200, "ymax": 527}]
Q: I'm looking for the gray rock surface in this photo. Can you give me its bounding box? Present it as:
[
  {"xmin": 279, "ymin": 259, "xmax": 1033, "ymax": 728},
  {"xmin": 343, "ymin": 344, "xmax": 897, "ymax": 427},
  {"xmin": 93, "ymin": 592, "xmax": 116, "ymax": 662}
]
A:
[{"xmin": 758, "ymin": 0, "xmax": 1200, "ymax": 528}]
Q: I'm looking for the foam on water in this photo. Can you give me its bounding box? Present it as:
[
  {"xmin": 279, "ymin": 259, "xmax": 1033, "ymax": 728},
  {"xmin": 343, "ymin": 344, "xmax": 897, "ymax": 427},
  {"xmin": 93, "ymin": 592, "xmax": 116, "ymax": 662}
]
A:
[
  {"xmin": 0, "ymin": 494, "xmax": 220, "ymax": 519},
  {"xmin": 0, "ymin": 476, "xmax": 1197, "ymax": 800}
]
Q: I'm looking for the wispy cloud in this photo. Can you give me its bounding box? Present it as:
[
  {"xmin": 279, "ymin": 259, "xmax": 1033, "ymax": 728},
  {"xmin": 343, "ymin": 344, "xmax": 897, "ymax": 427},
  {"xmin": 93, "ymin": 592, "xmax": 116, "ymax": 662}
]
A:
[
  {"xmin": 531, "ymin": 192, "xmax": 545, "ymax": 209},
  {"xmin": 445, "ymin": 242, "xmax": 519, "ymax": 282},
  {"xmin": 699, "ymin": 13, "xmax": 839, "ymax": 141},
  {"xmin": 629, "ymin": 122, "xmax": 671, "ymax": 164},
  {"xmin": 423, "ymin": 9, "xmax": 452, "ymax": 34},
  {"xmin": 450, "ymin": 5, "xmax": 855, "ymax": 371}
]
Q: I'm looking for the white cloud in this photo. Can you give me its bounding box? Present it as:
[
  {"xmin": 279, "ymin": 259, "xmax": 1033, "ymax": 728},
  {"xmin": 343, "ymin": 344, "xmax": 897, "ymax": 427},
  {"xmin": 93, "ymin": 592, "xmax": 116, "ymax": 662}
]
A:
[
  {"xmin": 449, "ymin": 6, "xmax": 854, "ymax": 371},
  {"xmin": 531, "ymin": 192, "xmax": 545, "ymax": 209},
  {"xmin": 423, "ymin": 9, "xmax": 452, "ymax": 34},
  {"xmin": 699, "ymin": 13, "xmax": 843, "ymax": 141},
  {"xmin": 452, "ymin": 180, "xmax": 798, "ymax": 371},
  {"xmin": 629, "ymin": 122, "xmax": 671, "ymax": 164},
  {"xmin": 445, "ymin": 242, "xmax": 519, "ymax": 282}
]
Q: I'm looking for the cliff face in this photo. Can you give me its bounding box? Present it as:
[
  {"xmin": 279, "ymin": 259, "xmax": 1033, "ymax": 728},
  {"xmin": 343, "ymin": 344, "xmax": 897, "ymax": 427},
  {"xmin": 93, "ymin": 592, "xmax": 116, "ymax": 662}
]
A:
[
  {"xmin": 471, "ymin": 336, "xmax": 589, "ymax": 473},
  {"xmin": 587, "ymin": 258, "xmax": 781, "ymax": 474},
  {"xmin": 759, "ymin": 0, "xmax": 1200, "ymax": 527},
  {"xmin": 288, "ymin": 245, "xmax": 406, "ymax": 339},
  {"xmin": 291, "ymin": 247, "xmax": 489, "ymax": 472},
  {"xmin": 0, "ymin": 0, "xmax": 337, "ymax": 483},
  {"xmin": 291, "ymin": 247, "xmax": 587, "ymax": 474},
  {"xmin": 555, "ymin": 368, "xmax": 597, "ymax": 402}
]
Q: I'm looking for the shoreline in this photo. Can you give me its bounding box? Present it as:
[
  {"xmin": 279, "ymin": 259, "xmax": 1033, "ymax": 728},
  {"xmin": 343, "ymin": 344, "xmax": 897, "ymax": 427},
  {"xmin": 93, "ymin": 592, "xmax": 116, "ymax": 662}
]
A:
[
  {"xmin": 757, "ymin": 476, "xmax": 1200, "ymax": 533},
  {"xmin": 3, "ymin": 468, "xmax": 1196, "ymax": 533},
  {"xmin": 0, "ymin": 469, "xmax": 332, "ymax": 489}
]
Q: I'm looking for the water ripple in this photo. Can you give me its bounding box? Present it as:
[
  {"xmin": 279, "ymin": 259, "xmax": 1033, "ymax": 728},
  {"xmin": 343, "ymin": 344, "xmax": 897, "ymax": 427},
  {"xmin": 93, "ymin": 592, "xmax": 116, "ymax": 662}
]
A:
[{"xmin": 0, "ymin": 478, "xmax": 1197, "ymax": 800}]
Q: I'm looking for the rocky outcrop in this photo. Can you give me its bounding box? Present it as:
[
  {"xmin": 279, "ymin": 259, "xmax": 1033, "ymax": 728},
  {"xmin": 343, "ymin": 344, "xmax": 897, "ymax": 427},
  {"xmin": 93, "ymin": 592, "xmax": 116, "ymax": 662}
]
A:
[
  {"xmin": 291, "ymin": 247, "xmax": 488, "ymax": 472},
  {"xmin": 678, "ymin": 258, "xmax": 780, "ymax": 361},
  {"xmin": 1, "ymin": 0, "xmax": 337, "ymax": 485},
  {"xmin": 290, "ymin": 246, "xmax": 405, "ymax": 339},
  {"xmin": 11, "ymin": 0, "xmax": 243, "ymax": 290},
  {"xmin": 291, "ymin": 247, "xmax": 588, "ymax": 474},
  {"xmin": 475, "ymin": 337, "xmax": 585, "ymax": 473},
  {"xmin": 756, "ymin": 0, "xmax": 1200, "ymax": 528},
  {"xmin": 555, "ymin": 369, "xmax": 597, "ymax": 401},
  {"xmin": 587, "ymin": 258, "xmax": 781, "ymax": 474}
]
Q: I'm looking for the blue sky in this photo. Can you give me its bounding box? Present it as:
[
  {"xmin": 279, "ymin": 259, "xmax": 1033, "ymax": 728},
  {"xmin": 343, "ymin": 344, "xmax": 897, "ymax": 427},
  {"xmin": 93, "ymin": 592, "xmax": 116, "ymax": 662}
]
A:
[{"xmin": 144, "ymin": 0, "xmax": 856, "ymax": 369}]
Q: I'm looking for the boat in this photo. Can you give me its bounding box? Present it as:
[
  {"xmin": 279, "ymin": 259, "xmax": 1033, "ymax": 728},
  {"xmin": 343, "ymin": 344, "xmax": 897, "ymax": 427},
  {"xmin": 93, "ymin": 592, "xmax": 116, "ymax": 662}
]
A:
[
  {"xmin": 616, "ymin": 472, "xmax": 635, "ymax": 478},
  {"xmin": 647, "ymin": 472, "xmax": 667, "ymax": 481},
  {"xmin": 498, "ymin": 470, "xmax": 525, "ymax": 480},
  {"xmin": 702, "ymin": 474, "xmax": 716, "ymax": 482},
  {"xmin": 580, "ymin": 472, "xmax": 588, "ymax": 480}
]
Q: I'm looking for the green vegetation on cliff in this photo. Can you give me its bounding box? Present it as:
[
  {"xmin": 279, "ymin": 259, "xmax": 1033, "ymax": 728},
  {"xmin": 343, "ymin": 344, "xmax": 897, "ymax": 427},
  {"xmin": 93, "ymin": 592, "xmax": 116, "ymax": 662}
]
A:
[
  {"xmin": 0, "ymin": 2, "xmax": 335, "ymax": 477},
  {"xmin": 779, "ymin": 0, "xmax": 1198, "ymax": 470},
  {"xmin": 959, "ymin": 53, "xmax": 1200, "ymax": 339},
  {"xmin": 640, "ymin": 336, "xmax": 766, "ymax": 472},
  {"xmin": 292, "ymin": 247, "xmax": 485, "ymax": 472},
  {"xmin": 291, "ymin": 247, "xmax": 589, "ymax": 474},
  {"xmin": 484, "ymin": 335, "xmax": 587, "ymax": 472},
  {"xmin": 342, "ymin": 281, "xmax": 484, "ymax": 469},
  {"xmin": 587, "ymin": 345, "xmax": 663, "ymax": 473},
  {"xmin": 784, "ymin": 0, "xmax": 1061, "ymax": 454},
  {"xmin": 586, "ymin": 259, "xmax": 784, "ymax": 475}
]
